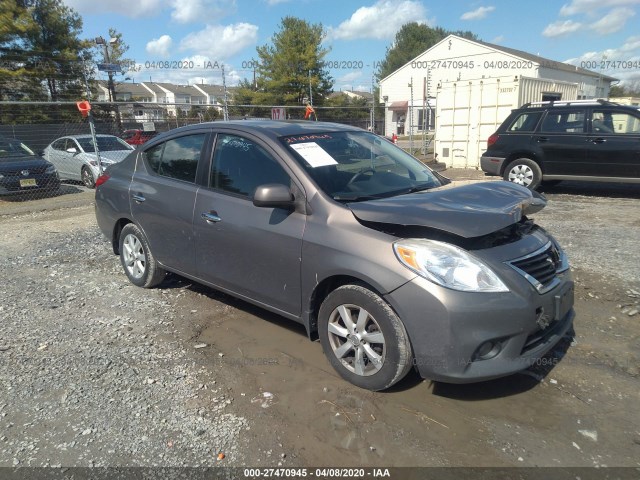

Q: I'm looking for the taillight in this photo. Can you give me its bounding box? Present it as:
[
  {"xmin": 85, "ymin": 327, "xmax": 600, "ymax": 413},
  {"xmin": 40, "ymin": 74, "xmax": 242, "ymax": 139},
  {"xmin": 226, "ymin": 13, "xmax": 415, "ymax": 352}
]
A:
[
  {"xmin": 95, "ymin": 173, "xmax": 110, "ymax": 187},
  {"xmin": 487, "ymin": 133, "xmax": 499, "ymax": 148}
]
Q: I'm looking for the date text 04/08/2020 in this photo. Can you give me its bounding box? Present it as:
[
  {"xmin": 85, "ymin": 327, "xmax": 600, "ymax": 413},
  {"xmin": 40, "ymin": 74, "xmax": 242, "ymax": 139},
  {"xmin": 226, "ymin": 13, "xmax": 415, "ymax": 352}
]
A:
[
  {"xmin": 242, "ymin": 468, "xmax": 392, "ymax": 478},
  {"xmin": 125, "ymin": 60, "xmax": 225, "ymax": 71},
  {"xmin": 410, "ymin": 59, "xmax": 536, "ymax": 69}
]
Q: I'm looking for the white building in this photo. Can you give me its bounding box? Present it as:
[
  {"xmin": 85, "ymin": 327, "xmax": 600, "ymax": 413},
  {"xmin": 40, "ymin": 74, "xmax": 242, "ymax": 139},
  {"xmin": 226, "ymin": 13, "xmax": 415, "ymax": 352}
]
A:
[
  {"xmin": 95, "ymin": 81, "xmax": 154, "ymax": 103},
  {"xmin": 94, "ymin": 81, "xmax": 233, "ymax": 117},
  {"xmin": 609, "ymin": 96, "xmax": 640, "ymax": 106},
  {"xmin": 192, "ymin": 83, "xmax": 233, "ymax": 111},
  {"xmin": 379, "ymin": 35, "xmax": 616, "ymax": 164}
]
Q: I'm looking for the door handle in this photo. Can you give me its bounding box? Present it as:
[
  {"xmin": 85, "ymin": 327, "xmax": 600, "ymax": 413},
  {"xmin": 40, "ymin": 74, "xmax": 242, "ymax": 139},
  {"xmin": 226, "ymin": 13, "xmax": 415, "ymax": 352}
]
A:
[
  {"xmin": 591, "ymin": 138, "xmax": 606, "ymax": 144},
  {"xmin": 536, "ymin": 137, "xmax": 549, "ymax": 143},
  {"xmin": 201, "ymin": 212, "xmax": 222, "ymax": 223},
  {"xmin": 132, "ymin": 194, "xmax": 145, "ymax": 203}
]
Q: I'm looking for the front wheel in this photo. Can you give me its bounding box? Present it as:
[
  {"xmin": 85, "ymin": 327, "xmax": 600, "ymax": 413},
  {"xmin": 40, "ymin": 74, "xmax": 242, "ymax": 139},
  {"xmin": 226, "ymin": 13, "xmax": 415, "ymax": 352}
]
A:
[
  {"xmin": 81, "ymin": 166, "xmax": 95, "ymax": 188},
  {"xmin": 318, "ymin": 284, "xmax": 413, "ymax": 391},
  {"xmin": 118, "ymin": 223, "xmax": 166, "ymax": 288},
  {"xmin": 503, "ymin": 158, "xmax": 542, "ymax": 190}
]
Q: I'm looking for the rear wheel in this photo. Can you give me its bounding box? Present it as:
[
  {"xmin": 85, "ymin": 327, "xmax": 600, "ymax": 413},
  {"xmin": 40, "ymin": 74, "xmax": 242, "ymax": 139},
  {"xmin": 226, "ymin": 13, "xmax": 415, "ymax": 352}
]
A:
[
  {"xmin": 503, "ymin": 158, "xmax": 542, "ymax": 190},
  {"xmin": 318, "ymin": 284, "xmax": 413, "ymax": 391},
  {"xmin": 81, "ymin": 166, "xmax": 95, "ymax": 188},
  {"xmin": 118, "ymin": 223, "xmax": 166, "ymax": 288}
]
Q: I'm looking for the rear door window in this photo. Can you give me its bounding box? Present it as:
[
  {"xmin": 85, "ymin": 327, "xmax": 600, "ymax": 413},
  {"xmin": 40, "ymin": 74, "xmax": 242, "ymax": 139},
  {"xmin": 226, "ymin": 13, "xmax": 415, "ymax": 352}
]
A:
[
  {"xmin": 540, "ymin": 110, "xmax": 586, "ymax": 133},
  {"xmin": 143, "ymin": 134, "xmax": 206, "ymax": 183}
]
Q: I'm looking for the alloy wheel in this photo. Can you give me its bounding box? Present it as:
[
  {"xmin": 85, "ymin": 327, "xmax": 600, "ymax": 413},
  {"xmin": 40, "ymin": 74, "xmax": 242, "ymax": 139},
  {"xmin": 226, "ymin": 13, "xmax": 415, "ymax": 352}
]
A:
[
  {"xmin": 82, "ymin": 168, "xmax": 95, "ymax": 188},
  {"xmin": 122, "ymin": 233, "xmax": 146, "ymax": 279},
  {"xmin": 507, "ymin": 164, "xmax": 534, "ymax": 187},
  {"xmin": 327, "ymin": 304, "xmax": 386, "ymax": 376}
]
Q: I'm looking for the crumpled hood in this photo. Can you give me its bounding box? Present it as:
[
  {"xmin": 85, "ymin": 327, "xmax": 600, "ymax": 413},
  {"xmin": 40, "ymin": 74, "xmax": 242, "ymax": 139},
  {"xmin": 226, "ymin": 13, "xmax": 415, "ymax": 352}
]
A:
[{"xmin": 348, "ymin": 181, "xmax": 546, "ymax": 238}]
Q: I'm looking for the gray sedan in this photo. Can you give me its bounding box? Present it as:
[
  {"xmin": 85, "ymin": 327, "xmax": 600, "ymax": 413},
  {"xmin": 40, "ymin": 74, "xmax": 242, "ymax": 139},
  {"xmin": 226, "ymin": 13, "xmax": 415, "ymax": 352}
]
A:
[
  {"xmin": 95, "ymin": 121, "xmax": 574, "ymax": 391},
  {"xmin": 43, "ymin": 134, "xmax": 134, "ymax": 188}
]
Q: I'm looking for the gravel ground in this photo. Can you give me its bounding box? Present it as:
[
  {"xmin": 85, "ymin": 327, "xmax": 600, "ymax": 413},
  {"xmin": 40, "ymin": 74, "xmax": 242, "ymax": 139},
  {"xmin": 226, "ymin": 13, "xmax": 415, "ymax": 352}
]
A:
[{"xmin": 0, "ymin": 208, "xmax": 248, "ymax": 467}]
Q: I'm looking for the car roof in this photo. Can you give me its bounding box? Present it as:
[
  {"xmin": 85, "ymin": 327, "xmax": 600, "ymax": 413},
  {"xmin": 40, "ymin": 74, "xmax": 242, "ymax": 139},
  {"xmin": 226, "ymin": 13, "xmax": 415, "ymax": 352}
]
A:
[
  {"xmin": 156, "ymin": 120, "xmax": 362, "ymax": 140},
  {"xmin": 60, "ymin": 134, "xmax": 120, "ymax": 139},
  {"xmin": 516, "ymin": 100, "xmax": 640, "ymax": 112}
]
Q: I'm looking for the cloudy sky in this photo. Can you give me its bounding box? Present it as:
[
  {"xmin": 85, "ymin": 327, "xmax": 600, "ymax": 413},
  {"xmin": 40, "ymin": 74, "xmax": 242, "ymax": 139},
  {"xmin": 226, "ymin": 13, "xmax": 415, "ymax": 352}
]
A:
[{"xmin": 63, "ymin": 0, "xmax": 640, "ymax": 90}]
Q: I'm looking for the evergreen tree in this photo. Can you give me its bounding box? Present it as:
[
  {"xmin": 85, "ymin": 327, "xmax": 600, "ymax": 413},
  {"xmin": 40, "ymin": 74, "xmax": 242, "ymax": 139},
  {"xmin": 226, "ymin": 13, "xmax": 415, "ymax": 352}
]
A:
[
  {"xmin": 0, "ymin": 0, "xmax": 92, "ymax": 101},
  {"xmin": 252, "ymin": 17, "xmax": 333, "ymax": 105}
]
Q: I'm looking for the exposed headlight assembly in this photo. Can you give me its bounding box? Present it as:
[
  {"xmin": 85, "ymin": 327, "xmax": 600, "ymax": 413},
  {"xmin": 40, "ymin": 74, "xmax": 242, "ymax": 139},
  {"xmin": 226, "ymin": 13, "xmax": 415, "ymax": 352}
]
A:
[{"xmin": 394, "ymin": 239, "xmax": 509, "ymax": 292}]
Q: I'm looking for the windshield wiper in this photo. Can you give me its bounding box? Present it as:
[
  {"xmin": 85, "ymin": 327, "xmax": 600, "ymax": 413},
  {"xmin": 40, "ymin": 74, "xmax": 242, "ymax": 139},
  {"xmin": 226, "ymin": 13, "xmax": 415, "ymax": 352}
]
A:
[
  {"xmin": 332, "ymin": 194, "xmax": 382, "ymax": 202},
  {"xmin": 399, "ymin": 183, "xmax": 438, "ymax": 194}
]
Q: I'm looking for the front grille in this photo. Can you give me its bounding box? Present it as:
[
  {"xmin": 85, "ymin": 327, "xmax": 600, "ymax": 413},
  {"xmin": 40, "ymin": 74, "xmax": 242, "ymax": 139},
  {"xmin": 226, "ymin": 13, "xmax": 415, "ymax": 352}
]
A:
[
  {"xmin": 508, "ymin": 242, "xmax": 562, "ymax": 293},
  {"xmin": 2, "ymin": 166, "xmax": 48, "ymax": 176}
]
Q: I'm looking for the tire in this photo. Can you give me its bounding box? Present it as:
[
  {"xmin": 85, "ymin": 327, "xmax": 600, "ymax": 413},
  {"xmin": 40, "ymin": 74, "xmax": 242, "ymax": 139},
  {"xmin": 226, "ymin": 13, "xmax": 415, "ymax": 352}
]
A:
[
  {"xmin": 318, "ymin": 284, "xmax": 413, "ymax": 391},
  {"xmin": 118, "ymin": 223, "xmax": 166, "ymax": 288},
  {"xmin": 503, "ymin": 158, "xmax": 542, "ymax": 190},
  {"xmin": 81, "ymin": 166, "xmax": 95, "ymax": 188}
]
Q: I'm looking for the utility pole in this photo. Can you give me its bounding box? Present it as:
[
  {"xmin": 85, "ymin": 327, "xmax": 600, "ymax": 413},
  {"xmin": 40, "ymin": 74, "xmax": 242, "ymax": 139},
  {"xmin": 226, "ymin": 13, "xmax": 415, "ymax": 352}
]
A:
[
  {"xmin": 309, "ymin": 70, "xmax": 313, "ymax": 106},
  {"xmin": 81, "ymin": 61, "xmax": 102, "ymax": 175},
  {"xmin": 253, "ymin": 62, "xmax": 257, "ymax": 90},
  {"xmin": 222, "ymin": 64, "xmax": 229, "ymax": 121},
  {"xmin": 408, "ymin": 77, "xmax": 414, "ymax": 153},
  {"xmin": 95, "ymin": 36, "xmax": 116, "ymax": 102},
  {"xmin": 95, "ymin": 35, "xmax": 122, "ymax": 132},
  {"xmin": 370, "ymin": 75, "xmax": 375, "ymax": 133}
]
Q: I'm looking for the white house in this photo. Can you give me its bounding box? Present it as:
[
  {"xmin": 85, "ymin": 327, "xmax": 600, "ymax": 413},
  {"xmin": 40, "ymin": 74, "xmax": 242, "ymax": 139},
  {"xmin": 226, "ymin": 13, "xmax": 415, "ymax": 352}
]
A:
[
  {"xmin": 193, "ymin": 83, "xmax": 234, "ymax": 111},
  {"xmin": 95, "ymin": 81, "xmax": 154, "ymax": 103},
  {"xmin": 342, "ymin": 90, "xmax": 374, "ymax": 104},
  {"xmin": 379, "ymin": 35, "xmax": 616, "ymax": 140},
  {"xmin": 93, "ymin": 81, "xmax": 233, "ymax": 118}
]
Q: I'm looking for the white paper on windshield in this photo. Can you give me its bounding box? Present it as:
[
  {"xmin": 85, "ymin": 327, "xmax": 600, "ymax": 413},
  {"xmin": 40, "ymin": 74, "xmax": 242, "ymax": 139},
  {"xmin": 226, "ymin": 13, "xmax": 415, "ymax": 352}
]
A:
[{"xmin": 289, "ymin": 142, "xmax": 338, "ymax": 167}]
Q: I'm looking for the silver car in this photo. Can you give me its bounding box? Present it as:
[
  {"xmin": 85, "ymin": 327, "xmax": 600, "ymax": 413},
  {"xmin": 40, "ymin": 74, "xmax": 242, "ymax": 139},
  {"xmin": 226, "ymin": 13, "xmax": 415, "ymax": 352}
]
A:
[
  {"xmin": 95, "ymin": 121, "xmax": 574, "ymax": 391},
  {"xmin": 43, "ymin": 134, "xmax": 134, "ymax": 188}
]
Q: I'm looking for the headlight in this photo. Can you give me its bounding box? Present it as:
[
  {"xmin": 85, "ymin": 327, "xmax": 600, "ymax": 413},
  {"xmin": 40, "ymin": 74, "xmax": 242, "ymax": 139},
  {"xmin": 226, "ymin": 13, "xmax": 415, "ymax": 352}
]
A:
[
  {"xmin": 393, "ymin": 239, "xmax": 509, "ymax": 292},
  {"xmin": 45, "ymin": 165, "xmax": 56, "ymax": 174}
]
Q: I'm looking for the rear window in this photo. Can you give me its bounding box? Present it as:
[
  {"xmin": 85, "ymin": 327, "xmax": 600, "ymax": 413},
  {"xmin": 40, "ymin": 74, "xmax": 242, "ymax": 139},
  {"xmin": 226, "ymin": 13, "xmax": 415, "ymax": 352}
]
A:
[{"xmin": 507, "ymin": 112, "xmax": 542, "ymax": 132}]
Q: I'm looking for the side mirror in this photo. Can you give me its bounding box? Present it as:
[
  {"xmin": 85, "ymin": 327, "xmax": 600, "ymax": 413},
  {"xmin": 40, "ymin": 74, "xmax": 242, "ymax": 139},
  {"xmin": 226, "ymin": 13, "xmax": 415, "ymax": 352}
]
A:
[
  {"xmin": 253, "ymin": 184, "xmax": 295, "ymax": 209},
  {"xmin": 66, "ymin": 147, "xmax": 78, "ymax": 154}
]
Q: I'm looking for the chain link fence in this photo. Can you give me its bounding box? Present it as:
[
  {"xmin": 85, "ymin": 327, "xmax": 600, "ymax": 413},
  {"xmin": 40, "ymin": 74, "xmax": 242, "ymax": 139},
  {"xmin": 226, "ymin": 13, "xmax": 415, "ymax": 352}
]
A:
[{"xmin": 0, "ymin": 101, "xmax": 391, "ymax": 211}]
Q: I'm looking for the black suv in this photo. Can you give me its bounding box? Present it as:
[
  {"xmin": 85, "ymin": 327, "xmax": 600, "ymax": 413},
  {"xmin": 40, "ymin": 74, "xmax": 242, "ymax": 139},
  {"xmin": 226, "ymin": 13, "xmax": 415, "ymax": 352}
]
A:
[{"xmin": 481, "ymin": 99, "xmax": 640, "ymax": 189}]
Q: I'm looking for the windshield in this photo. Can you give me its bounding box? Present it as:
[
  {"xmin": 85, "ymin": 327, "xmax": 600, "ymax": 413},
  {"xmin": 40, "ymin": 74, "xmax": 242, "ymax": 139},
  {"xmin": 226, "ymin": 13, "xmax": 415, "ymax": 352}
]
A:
[
  {"xmin": 77, "ymin": 136, "xmax": 133, "ymax": 153},
  {"xmin": 0, "ymin": 138, "xmax": 36, "ymax": 160},
  {"xmin": 281, "ymin": 131, "xmax": 442, "ymax": 201}
]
